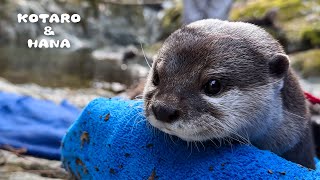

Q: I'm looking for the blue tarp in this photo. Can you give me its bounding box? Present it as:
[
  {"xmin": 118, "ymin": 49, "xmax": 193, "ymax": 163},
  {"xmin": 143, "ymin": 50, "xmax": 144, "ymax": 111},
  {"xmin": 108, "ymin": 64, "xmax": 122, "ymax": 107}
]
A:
[
  {"xmin": 0, "ymin": 92, "xmax": 80, "ymax": 159},
  {"xmin": 62, "ymin": 98, "xmax": 320, "ymax": 179}
]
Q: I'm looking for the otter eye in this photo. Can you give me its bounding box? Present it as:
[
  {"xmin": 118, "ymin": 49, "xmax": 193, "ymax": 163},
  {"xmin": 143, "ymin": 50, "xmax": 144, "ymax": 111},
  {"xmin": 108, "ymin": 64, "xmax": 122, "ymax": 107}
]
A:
[
  {"xmin": 204, "ymin": 79, "xmax": 221, "ymax": 96},
  {"xmin": 153, "ymin": 71, "xmax": 160, "ymax": 86}
]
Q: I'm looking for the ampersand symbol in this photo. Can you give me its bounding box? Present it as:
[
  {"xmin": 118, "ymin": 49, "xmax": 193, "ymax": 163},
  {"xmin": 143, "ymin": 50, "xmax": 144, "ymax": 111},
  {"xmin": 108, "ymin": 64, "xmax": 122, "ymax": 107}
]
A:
[{"xmin": 44, "ymin": 26, "xmax": 55, "ymax": 36}]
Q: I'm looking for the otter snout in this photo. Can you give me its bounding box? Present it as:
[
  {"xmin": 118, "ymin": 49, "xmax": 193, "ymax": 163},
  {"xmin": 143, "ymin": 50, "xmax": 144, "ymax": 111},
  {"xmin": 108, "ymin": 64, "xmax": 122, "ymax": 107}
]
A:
[{"xmin": 151, "ymin": 103, "xmax": 180, "ymax": 123}]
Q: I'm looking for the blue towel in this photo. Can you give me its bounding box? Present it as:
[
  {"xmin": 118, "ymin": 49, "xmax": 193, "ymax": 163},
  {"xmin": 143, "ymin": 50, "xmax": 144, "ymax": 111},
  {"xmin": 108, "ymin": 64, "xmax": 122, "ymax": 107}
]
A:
[
  {"xmin": 61, "ymin": 98, "xmax": 320, "ymax": 179},
  {"xmin": 0, "ymin": 92, "xmax": 80, "ymax": 159}
]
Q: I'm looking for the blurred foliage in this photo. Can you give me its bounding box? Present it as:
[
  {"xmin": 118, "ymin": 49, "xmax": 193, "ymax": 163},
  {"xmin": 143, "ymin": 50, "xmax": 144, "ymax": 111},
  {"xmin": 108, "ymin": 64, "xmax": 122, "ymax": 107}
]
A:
[
  {"xmin": 230, "ymin": 0, "xmax": 310, "ymax": 21},
  {"xmin": 160, "ymin": 0, "xmax": 182, "ymax": 40},
  {"xmin": 230, "ymin": 0, "xmax": 320, "ymax": 52},
  {"xmin": 0, "ymin": 0, "xmax": 11, "ymax": 19},
  {"xmin": 108, "ymin": 4, "xmax": 144, "ymax": 26},
  {"xmin": 143, "ymin": 41, "xmax": 163, "ymax": 55},
  {"xmin": 302, "ymin": 26, "xmax": 320, "ymax": 47},
  {"xmin": 290, "ymin": 49, "xmax": 320, "ymax": 77}
]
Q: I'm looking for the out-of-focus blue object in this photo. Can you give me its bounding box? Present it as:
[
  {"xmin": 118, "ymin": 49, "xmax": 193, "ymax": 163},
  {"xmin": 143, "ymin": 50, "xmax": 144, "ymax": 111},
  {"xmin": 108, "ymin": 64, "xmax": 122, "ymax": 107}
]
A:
[
  {"xmin": 61, "ymin": 98, "xmax": 320, "ymax": 179},
  {"xmin": 0, "ymin": 92, "xmax": 80, "ymax": 159}
]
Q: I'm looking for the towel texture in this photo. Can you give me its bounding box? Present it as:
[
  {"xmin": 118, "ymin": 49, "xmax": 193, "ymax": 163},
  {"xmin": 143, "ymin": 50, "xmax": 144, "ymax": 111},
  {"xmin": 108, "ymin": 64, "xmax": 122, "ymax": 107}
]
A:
[
  {"xmin": 61, "ymin": 98, "xmax": 320, "ymax": 179},
  {"xmin": 0, "ymin": 92, "xmax": 80, "ymax": 159}
]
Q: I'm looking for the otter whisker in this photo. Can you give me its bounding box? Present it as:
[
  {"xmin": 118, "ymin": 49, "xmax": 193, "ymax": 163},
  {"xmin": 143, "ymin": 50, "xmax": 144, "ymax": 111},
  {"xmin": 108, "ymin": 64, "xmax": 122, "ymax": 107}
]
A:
[
  {"xmin": 193, "ymin": 125, "xmax": 206, "ymax": 151},
  {"xmin": 199, "ymin": 140, "xmax": 206, "ymax": 150},
  {"xmin": 214, "ymin": 113, "xmax": 252, "ymax": 145},
  {"xmin": 135, "ymin": 118, "xmax": 147, "ymax": 125},
  {"xmin": 187, "ymin": 141, "xmax": 195, "ymax": 158},
  {"xmin": 283, "ymin": 110, "xmax": 307, "ymax": 120},
  {"xmin": 126, "ymin": 109, "xmax": 144, "ymax": 130},
  {"xmin": 203, "ymin": 120, "xmax": 251, "ymax": 145},
  {"xmin": 216, "ymin": 119, "xmax": 251, "ymax": 145},
  {"xmin": 194, "ymin": 141, "xmax": 200, "ymax": 152},
  {"xmin": 140, "ymin": 42, "xmax": 151, "ymax": 69},
  {"xmin": 199, "ymin": 122, "xmax": 219, "ymax": 148},
  {"xmin": 210, "ymin": 138, "xmax": 219, "ymax": 148},
  {"xmin": 201, "ymin": 121, "xmax": 245, "ymax": 147},
  {"xmin": 134, "ymin": 95, "xmax": 144, "ymax": 100},
  {"xmin": 130, "ymin": 117, "xmax": 144, "ymax": 133},
  {"xmin": 124, "ymin": 112, "xmax": 140, "ymax": 129},
  {"xmin": 224, "ymin": 127, "xmax": 251, "ymax": 145},
  {"xmin": 169, "ymin": 134, "xmax": 177, "ymax": 145}
]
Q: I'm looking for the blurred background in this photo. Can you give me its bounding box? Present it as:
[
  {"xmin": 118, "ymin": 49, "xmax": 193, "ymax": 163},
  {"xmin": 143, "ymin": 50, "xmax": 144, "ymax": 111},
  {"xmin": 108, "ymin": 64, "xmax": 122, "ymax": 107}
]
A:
[{"xmin": 0, "ymin": 0, "xmax": 319, "ymax": 179}]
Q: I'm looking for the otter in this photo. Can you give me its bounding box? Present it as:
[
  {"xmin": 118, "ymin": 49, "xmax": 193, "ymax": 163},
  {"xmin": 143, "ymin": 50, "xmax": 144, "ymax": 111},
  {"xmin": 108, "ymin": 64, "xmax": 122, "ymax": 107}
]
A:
[{"xmin": 143, "ymin": 19, "xmax": 315, "ymax": 169}]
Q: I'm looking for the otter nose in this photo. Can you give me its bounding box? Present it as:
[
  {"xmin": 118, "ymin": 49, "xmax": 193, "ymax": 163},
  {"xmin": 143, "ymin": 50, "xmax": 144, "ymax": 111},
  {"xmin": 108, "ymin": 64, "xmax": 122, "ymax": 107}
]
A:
[{"xmin": 151, "ymin": 104, "xmax": 180, "ymax": 123}]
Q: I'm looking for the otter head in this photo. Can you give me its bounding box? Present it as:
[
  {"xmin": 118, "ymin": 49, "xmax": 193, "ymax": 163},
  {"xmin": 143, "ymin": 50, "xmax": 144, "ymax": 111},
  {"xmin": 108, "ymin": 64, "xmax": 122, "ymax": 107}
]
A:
[{"xmin": 143, "ymin": 19, "xmax": 289, "ymax": 142}]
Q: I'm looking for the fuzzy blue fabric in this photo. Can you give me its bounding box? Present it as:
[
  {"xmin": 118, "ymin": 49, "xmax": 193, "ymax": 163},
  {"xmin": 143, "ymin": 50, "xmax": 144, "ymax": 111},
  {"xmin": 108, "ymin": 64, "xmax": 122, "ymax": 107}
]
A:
[
  {"xmin": 61, "ymin": 98, "xmax": 320, "ymax": 179},
  {"xmin": 0, "ymin": 92, "xmax": 80, "ymax": 159}
]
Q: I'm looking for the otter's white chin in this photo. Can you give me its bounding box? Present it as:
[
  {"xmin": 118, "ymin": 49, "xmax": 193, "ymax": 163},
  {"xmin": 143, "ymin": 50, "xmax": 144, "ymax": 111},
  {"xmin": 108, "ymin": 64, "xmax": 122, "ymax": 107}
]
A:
[{"xmin": 146, "ymin": 115, "xmax": 222, "ymax": 142}]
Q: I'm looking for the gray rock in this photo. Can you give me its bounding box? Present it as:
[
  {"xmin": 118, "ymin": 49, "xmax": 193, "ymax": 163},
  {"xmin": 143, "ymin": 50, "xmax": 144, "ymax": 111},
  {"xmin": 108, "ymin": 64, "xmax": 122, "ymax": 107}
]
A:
[
  {"xmin": 0, "ymin": 77, "xmax": 114, "ymax": 108},
  {"xmin": 0, "ymin": 150, "xmax": 67, "ymax": 180},
  {"xmin": 0, "ymin": 0, "xmax": 168, "ymax": 49},
  {"xmin": 183, "ymin": 0, "xmax": 233, "ymax": 23}
]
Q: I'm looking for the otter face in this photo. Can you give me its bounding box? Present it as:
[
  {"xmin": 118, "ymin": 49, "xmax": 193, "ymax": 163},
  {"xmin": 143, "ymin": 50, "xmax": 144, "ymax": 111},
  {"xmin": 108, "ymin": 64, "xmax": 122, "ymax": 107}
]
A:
[{"xmin": 143, "ymin": 20, "xmax": 289, "ymax": 142}]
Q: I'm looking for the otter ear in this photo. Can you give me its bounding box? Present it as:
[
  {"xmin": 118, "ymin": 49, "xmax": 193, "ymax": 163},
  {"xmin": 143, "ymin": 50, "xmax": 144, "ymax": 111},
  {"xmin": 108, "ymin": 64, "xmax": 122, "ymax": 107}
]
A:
[{"xmin": 268, "ymin": 53, "xmax": 289, "ymax": 78}]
